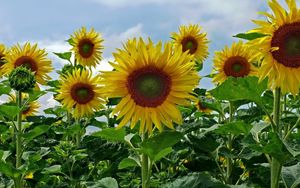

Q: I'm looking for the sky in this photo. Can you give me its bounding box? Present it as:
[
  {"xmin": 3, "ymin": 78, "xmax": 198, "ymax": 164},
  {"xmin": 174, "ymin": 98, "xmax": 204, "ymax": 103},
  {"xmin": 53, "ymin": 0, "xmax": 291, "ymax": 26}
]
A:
[{"xmin": 0, "ymin": 0, "xmax": 290, "ymax": 112}]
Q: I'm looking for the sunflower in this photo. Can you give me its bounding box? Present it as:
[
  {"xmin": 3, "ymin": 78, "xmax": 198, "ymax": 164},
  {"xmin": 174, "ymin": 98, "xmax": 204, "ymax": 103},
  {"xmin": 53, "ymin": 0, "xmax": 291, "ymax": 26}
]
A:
[
  {"xmin": 0, "ymin": 44, "xmax": 7, "ymax": 77},
  {"xmin": 196, "ymin": 99, "xmax": 212, "ymax": 114},
  {"xmin": 171, "ymin": 24, "xmax": 209, "ymax": 63},
  {"xmin": 248, "ymin": 0, "xmax": 300, "ymax": 95},
  {"xmin": 101, "ymin": 38, "xmax": 199, "ymax": 134},
  {"xmin": 212, "ymin": 41, "xmax": 258, "ymax": 84},
  {"xmin": 56, "ymin": 68, "xmax": 105, "ymax": 119},
  {"xmin": 70, "ymin": 27, "xmax": 104, "ymax": 67},
  {"xmin": 2, "ymin": 43, "xmax": 53, "ymax": 85},
  {"xmin": 9, "ymin": 93, "xmax": 40, "ymax": 120}
]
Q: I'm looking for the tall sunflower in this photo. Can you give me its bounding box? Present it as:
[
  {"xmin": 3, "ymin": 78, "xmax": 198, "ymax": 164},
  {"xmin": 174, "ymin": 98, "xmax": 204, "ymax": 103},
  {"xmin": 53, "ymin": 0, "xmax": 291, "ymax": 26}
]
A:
[
  {"xmin": 101, "ymin": 38, "xmax": 200, "ymax": 134},
  {"xmin": 171, "ymin": 24, "xmax": 209, "ymax": 63},
  {"xmin": 248, "ymin": 0, "xmax": 300, "ymax": 95},
  {"xmin": 2, "ymin": 43, "xmax": 53, "ymax": 85},
  {"xmin": 212, "ymin": 41, "xmax": 258, "ymax": 84},
  {"xmin": 9, "ymin": 93, "xmax": 40, "ymax": 120},
  {"xmin": 70, "ymin": 27, "xmax": 104, "ymax": 67},
  {"xmin": 56, "ymin": 68, "xmax": 105, "ymax": 119},
  {"xmin": 0, "ymin": 44, "xmax": 7, "ymax": 77}
]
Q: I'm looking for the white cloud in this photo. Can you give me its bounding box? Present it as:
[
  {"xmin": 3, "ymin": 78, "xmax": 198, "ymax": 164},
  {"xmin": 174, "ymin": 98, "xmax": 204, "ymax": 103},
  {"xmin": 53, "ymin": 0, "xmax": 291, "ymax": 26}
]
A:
[{"xmin": 103, "ymin": 23, "xmax": 146, "ymax": 56}]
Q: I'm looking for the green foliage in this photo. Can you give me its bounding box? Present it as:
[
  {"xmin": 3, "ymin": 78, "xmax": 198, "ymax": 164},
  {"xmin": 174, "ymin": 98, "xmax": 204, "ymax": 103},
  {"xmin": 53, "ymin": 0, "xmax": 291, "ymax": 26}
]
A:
[
  {"xmin": 210, "ymin": 76, "xmax": 267, "ymax": 107},
  {"xmin": 53, "ymin": 52, "xmax": 72, "ymax": 62},
  {"xmin": 92, "ymin": 128, "xmax": 126, "ymax": 142},
  {"xmin": 233, "ymin": 32, "xmax": 268, "ymax": 40},
  {"xmin": 140, "ymin": 131, "xmax": 183, "ymax": 161}
]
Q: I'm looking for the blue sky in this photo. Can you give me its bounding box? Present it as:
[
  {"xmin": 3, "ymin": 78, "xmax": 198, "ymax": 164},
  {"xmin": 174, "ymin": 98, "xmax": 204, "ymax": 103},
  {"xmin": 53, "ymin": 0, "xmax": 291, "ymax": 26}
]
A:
[{"xmin": 1, "ymin": 0, "xmax": 287, "ymax": 109}]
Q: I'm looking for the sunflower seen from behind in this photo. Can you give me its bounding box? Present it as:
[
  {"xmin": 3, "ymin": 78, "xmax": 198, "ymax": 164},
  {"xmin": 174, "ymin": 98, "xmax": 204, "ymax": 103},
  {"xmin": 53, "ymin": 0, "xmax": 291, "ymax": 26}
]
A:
[
  {"xmin": 0, "ymin": 44, "xmax": 7, "ymax": 77},
  {"xmin": 56, "ymin": 68, "xmax": 105, "ymax": 119},
  {"xmin": 101, "ymin": 38, "xmax": 199, "ymax": 134},
  {"xmin": 70, "ymin": 27, "xmax": 104, "ymax": 67},
  {"xmin": 171, "ymin": 24, "xmax": 209, "ymax": 63},
  {"xmin": 248, "ymin": 0, "xmax": 300, "ymax": 95},
  {"xmin": 2, "ymin": 43, "xmax": 53, "ymax": 85},
  {"xmin": 212, "ymin": 41, "xmax": 258, "ymax": 84}
]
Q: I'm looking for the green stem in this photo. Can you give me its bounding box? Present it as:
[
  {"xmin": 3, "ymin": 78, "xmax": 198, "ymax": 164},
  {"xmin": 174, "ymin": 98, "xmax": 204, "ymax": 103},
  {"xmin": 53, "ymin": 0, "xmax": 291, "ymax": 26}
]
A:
[
  {"xmin": 76, "ymin": 120, "xmax": 81, "ymax": 148},
  {"xmin": 271, "ymin": 88, "xmax": 282, "ymax": 188},
  {"xmin": 141, "ymin": 133, "xmax": 150, "ymax": 188},
  {"xmin": 15, "ymin": 91, "xmax": 22, "ymax": 188},
  {"xmin": 226, "ymin": 102, "xmax": 234, "ymax": 184}
]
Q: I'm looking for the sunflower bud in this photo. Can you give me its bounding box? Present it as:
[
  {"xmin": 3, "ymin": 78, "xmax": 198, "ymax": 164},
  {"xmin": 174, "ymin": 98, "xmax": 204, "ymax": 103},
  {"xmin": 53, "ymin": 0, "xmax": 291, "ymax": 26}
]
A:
[{"xmin": 9, "ymin": 66, "xmax": 36, "ymax": 91}]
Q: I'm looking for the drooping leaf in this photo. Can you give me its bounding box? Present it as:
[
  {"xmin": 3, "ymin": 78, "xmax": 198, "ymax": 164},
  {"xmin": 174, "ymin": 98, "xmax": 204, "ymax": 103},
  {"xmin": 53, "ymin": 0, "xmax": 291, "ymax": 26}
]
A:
[
  {"xmin": 42, "ymin": 165, "xmax": 62, "ymax": 174},
  {"xmin": 140, "ymin": 131, "xmax": 183, "ymax": 161},
  {"xmin": 92, "ymin": 128, "xmax": 125, "ymax": 142}
]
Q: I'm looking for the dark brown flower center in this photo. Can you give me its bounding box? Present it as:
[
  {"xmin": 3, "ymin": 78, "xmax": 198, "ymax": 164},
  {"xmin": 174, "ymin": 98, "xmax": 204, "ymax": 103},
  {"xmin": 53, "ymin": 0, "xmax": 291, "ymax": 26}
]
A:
[
  {"xmin": 14, "ymin": 56, "xmax": 38, "ymax": 72},
  {"xmin": 127, "ymin": 66, "xmax": 171, "ymax": 107},
  {"xmin": 271, "ymin": 22, "xmax": 300, "ymax": 68},
  {"xmin": 197, "ymin": 101, "xmax": 207, "ymax": 111},
  {"xmin": 78, "ymin": 39, "xmax": 94, "ymax": 58},
  {"xmin": 181, "ymin": 36, "xmax": 198, "ymax": 54},
  {"xmin": 0, "ymin": 55, "xmax": 5, "ymax": 67},
  {"xmin": 70, "ymin": 83, "xmax": 95, "ymax": 104},
  {"xmin": 224, "ymin": 56, "xmax": 250, "ymax": 77}
]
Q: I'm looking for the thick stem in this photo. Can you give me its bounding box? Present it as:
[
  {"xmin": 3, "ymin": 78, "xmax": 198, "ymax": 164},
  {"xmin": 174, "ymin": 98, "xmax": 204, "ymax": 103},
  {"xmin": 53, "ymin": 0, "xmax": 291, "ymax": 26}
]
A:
[
  {"xmin": 15, "ymin": 91, "xmax": 22, "ymax": 188},
  {"xmin": 271, "ymin": 88, "xmax": 282, "ymax": 188},
  {"xmin": 226, "ymin": 102, "xmax": 234, "ymax": 184},
  {"xmin": 141, "ymin": 133, "xmax": 150, "ymax": 188}
]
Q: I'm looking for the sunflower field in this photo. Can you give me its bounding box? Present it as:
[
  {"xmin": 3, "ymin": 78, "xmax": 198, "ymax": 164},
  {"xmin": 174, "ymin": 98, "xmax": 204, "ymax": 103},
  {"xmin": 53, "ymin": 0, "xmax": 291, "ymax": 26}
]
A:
[{"xmin": 1, "ymin": 0, "xmax": 300, "ymax": 188}]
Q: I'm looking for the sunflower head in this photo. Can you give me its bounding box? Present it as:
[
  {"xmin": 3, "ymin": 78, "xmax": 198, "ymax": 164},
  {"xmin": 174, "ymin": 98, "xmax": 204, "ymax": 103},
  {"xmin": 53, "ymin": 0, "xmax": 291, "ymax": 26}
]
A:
[
  {"xmin": 9, "ymin": 93, "xmax": 40, "ymax": 120},
  {"xmin": 56, "ymin": 68, "xmax": 105, "ymax": 119},
  {"xmin": 0, "ymin": 44, "xmax": 7, "ymax": 77},
  {"xmin": 196, "ymin": 99, "xmax": 212, "ymax": 114},
  {"xmin": 171, "ymin": 24, "xmax": 209, "ymax": 63},
  {"xmin": 2, "ymin": 43, "xmax": 53, "ymax": 85},
  {"xmin": 9, "ymin": 66, "xmax": 36, "ymax": 91},
  {"xmin": 70, "ymin": 27, "xmax": 104, "ymax": 67},
  {"xmin": 212, "ymin": 41, "xmax": 258, "ymax": 84},
  {"xmin": 101, "ymin": 38, "xmax": 199, "ymax": 134},
  {"xmin": 248, "ymin": 0, "xmax": 300, "ymax": 95}
]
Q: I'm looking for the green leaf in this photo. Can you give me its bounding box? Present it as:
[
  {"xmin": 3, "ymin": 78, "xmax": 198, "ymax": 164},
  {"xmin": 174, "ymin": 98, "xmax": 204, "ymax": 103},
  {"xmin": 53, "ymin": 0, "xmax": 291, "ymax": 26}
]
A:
[
  {"xmin": 0, "ymin": 161, "xmax": 21, "ymax": 179},
  {"xmin": 92, "ymin": 128, "xmax": 125, "ymax": 142},
  {"xmin": 87, "ymin": 177, "xmax": 119, "ymax": 188},
  {"xmin": 27, "ymin": 90, "xmax": 46, "ymax": 102},
  {"xmin": 210, "ymin": 76, "xmax": 267, "ymax": 107},
  {"xmin": 233, "ymin": 32, "xmax": 268, "ymax": 40},
  {"xmin": 282, "ymin": 163, "xmax": 300, "ymax": 188},
  {"xmin": 0, "ymin": 83, "xmax": 11, "ymax": 96},
  {"xmin": 154, "ymin": 147, "xmax": 173, "ymax": 162},
  {"xmin": 23, "ymin": 125, "xmax": 50, "ymax": 143},
  {"xmin": 162, "ymin": 172, "xmax": 229, "ymax": 188},
  {"xmin": 261, "ymin": 133, "xmax": 292, "ymax": 163},
  {"xmin": 215, "ymin": 121, "xmax": 252, "ymax": 136},
  {"xmin": 0, "ymin": 150, "xmax": 10, "ymax": 161},
  {"xmin": 140, "ymin": 131, "xmax": 183, "ymax": 161},
  {"xmin": 53, "ymin": 52, "xmax": 72, "ymax": 62},
  {"xmin": 118, "ymin": 158, "xmax": 139, "ymax": 169},
  {"xmin": 0, "ymin": 104, "xmax": 20, "ymax": 120},
  {"xmin": 47, "ymin": 80, "xmax": 60, "ymax": 88},
  {"xmin": 42, "ymin": 165, "xmax": 61, "ymax": 174}
]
